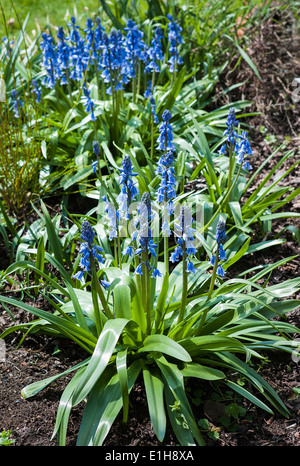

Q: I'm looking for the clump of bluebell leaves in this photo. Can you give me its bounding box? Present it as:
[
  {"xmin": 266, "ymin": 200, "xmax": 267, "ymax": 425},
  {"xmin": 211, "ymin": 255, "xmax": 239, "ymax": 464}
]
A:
[{"xmin": 2, "ymin": 89, "xmax": 299, "ymax": 450}]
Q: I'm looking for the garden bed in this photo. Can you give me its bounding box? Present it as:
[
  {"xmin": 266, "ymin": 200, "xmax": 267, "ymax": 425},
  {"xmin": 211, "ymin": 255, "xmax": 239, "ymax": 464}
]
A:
[{"xmin": 0, "ymin": 4, "xmax": 299, "ymax": 448}]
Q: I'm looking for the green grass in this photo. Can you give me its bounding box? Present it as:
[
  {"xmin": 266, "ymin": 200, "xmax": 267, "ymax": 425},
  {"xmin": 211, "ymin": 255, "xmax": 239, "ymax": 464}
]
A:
[{"xmin": 0, "ymin": 0, "xmax": 100, "ymax": 38}]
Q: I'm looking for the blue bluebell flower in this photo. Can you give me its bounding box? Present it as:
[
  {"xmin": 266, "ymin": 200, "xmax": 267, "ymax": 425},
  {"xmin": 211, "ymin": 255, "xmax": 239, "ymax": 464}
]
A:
[
  {"xmin": 102, "ymin": 195, "xmax": 119, "ymax": 240},
  {"xmin": 100, "ymin": 279, "xmax": 111, "ymax": 289},
  {"xmin": 210, "ymin": 219, "xmax": 227, "ymax": 277},
  {"xmin": 83, "ymin": 18, "xmax": 98, "ymax": 63},
  {"xmin": 117, "ymin": 154, "xmax": 139, "ymax": 220},
  {"xmin": 171, "ymin": 205, "xmax": 197, "ymax": 273},
  {"xmin": 149, "ymin": 95, "xmax": 159, "ymax": 124},
  {"xmin": 40, "ymin": 32, "xmax": 58, "ymax": 88},
  {"xmin": 215, "ymin": 219, "xmax": 226, "ymax": 244},
  {"xmin": 223, "ymin": 107, "xmax": 239, "ymax": 143},
  {"xmin": 67, "ymin": 17, "xmax": 88, "ymax": 81},
  {"xmin": 81, "ymin": 83, "xmax": 96, "ymax": 121},
  {"xmin": 94, "ymin": 17, "xmax": 105, "ymax": 49},
  {"xmin": 125, "ymin": 19, "xmax": 147, "ymax": 79},
  {"xmin": 157, "ymin": 110, "xmax": 175, "ymax": 152},
  {"xmin": 100, "ymin": 30, "xmax": 129, "ymax": 96},
  {"xmin": 69, "ymin": 16, "xmax": 81, "ymax": 44},
  {"xmin": 92, "ymin": 161, "xmax": 99, "ymax": 174},
  {"xmin": 218, "ymin": 108, "xmax": 253, "ymax": 171},
  {"xmin": 144, "ymin": 83, "xmax": 159, "ymax": 123},
  {"xmin": 156, "ymin": 110, "xmax": 176, "ymax": 236},
  {"xmin": 236, "ymin": 130, "xmax": 253, "ymax": 170},
  {"xmin": 32, "ymin": 79, "xmax": 42, "ymax": 103},
  {"xmin": 133, "ymin": 192, "xmax": 161, "ymax": 278},
  {"xmin": 56, "ymin": 26, "xmax": 70, "ymax": 84},
  {"xmin": 11, "ymin": 89, "xmax": 23, "ymax": 118},
  {"xmin": 2, "ymin": 37, "xmax": 13, "ymax": 58},
  {"xmin": 80, "ymin": 220, "xmax": 95, "ymax": 244},
  {"xmin": 92, "ymin": 141, "xmax": 100, "ymax": 173},
  {"xmin": 217, "ymin": 107, "xmax": 239, "ymax": 155},
  {"xmin": 122, "ymin": 245, "xmax": 135, "ymax": 257},
  {"xmin": 57, "ymin": 26, "xmax": 65, "ymax": 41},
  {"xmin": 73, "ymin": 220, "xmax": 105, "ymax": 283},
  {"xmin": 217, "ymin": 265, "xmax": 225, "ymax": 277},
  {"xmin": 156, "ymin": 151, "xmax": 176, "ymax": 202},
  {"xmin": 145, "ymin": 26, "xmax": 164, "ymax": 73},
  {"xmin": 135, "ymin": 263, "xmax": 144, "ymax": 275},
  {"xmin": 167, "ymin": 14, "xmax": 184, "ymax": 73},
  {"xmin": 156, "ymin": 150, "xmax": 176, "ymax": 235}
]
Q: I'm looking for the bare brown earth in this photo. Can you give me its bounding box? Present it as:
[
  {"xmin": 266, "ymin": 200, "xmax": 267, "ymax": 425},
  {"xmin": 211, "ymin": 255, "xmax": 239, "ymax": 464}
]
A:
[{"xmin": 0, "ymin": 6, "xmax": 299, "ymax": 447}]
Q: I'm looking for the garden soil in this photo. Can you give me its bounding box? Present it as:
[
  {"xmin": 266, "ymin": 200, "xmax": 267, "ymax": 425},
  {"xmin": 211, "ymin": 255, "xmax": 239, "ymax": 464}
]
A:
[{"xmin": 0, "ymin": 6, "xmax": 299, "ymax": 447}]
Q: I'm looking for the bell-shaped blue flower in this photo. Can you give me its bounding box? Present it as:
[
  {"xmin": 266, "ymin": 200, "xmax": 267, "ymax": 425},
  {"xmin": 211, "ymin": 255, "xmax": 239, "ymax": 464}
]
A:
[
  {"xmin": 73, "ymin": 220, "xmax": 105, "ymax": 284},
  {"xmin": 157, "ymin": 110, "xmax": 175, "ymax": 152},
  {"xmin": 167, "ymin": 15, "xmax": 184, "ymax": 73},
  {"xmin": 117, "ymin": 154, "xmax": 139, "ymax": 220},
  {"xmin": 172, "ymin": 205, "xmax": 197, "ymax": 273},
  {"xmin": 211, "ymin": 219, "xmax": 227, "ymax": 276}
]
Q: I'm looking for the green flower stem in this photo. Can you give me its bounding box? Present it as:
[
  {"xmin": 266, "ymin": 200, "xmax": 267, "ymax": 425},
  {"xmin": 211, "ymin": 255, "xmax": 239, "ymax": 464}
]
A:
[
  {"xmin": 90, "ymin": 255, "xmax": 113, "ymax": 323},
  {"xmin": 137, "ymin": 61, "xmax": 142, "ymax": 98},
  {"xmin": 207, "ymin": 246, "xmax": 219, "ymax": 300},
  {"xmin": 134, "ymin": 251, "xmax": 142, "ymax": 298},
  {"xmin": 141, "ymin": 250, "xmax": 151, "ymax": 334},
  {"xmin": 117, "ymin": 229, "xmax": 122, "ymax": 271},
  {"xmin": 150, "ymin": 69, "xmax": 155, "ymax": 160},
  {"xmin": 163, "ymin": 116, "xmax": 170, "ymax": 275},
  {"xmin": 164, "ymin": 234, "xmax": 169, "ymax": 276},
  {"xmin": 150, "ymin": 116, "xmax": 154, "ymax": 160},
  {"xmin": 113, "ymin": 238, "xmax": 118, "ymax": 266},
  {"xmin": 66, "ymin": 69, "xmax": 73, "ymax": 106},
  {"xmin": 198, "ymin": 162, "xmax": 243, "ymax": 236},
  {"xmin": 91, "ymin": 268, "xmax": 103, "ymax": 335},
  {"xmin": 145, "ymin": 258, "xmax": 151, "ymax": 335},
  {"xmin": 195, "ymin": 246, "xmax": 219, "ymax": 336},
  {"xmin": 225, "ymin": 142, "xmax": 235, "ymax": 212},
  {"xmin": 95, "ymin": 62, "xmax": 101, "ymax": 101},
  {"xmin": 178, "ymin": 244, "xmax": 187, "ymax": 324}
]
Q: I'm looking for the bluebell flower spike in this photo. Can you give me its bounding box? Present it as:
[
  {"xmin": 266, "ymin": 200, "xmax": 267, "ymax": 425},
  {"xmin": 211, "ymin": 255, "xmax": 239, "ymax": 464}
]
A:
[
  {"xmin": 145, "ymin": 26, "xmax": 164, "ymax": 74},
  {"xmin": 167, "ymin": 15, "xmax": 184, "ymax": 73},
  {"xmin": 211, "ymin": 219, "xmax": 227, "ymax": 277},
  {"xmin": 218, "ymin": 108, "xmax": 253, "ymax": 170},
  {"xmin": 73, "ymin": 221, "xmax": 106, "ymax": 284},
  {"xmin": 157, "ymin": 110, "xmax": 175, "ymax": 152},
  {"xmin": 117, "ymin": 155, "xmax": 139, "ymax": 220},
  {"xmin": 171, "ymin": 205, "xmax": 197, "ymax": 273},
  {"xmin": 92, "ymin": 141, "xmax": 100, "ymax": 173},
  {"xmin": 102, "ymin": 196, "xmax": 119, "ymax": 240},
  {"xmin": 82, "ymin": 83, "xmax": 96, "ymax": 121}
]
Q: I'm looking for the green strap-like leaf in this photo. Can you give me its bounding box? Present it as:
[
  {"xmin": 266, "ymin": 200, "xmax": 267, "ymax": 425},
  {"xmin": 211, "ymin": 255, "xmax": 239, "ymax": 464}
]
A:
[
  {"xmin": 52, "ymin": 366, "xmax": 87, "ymax": 445},
  {"xmin": 181, "ymin": 362, "xmax": 225, "ymax": 380},
  {"xmin": 225, "ymin": 380, "xmax": 273, "ymax": 414},
  {"xmin": 0, "ymin": 295, "xmax": 97, "ymax": 350},
  {"xmin": 217, "ymin": 352, "xmax": 290, "ymax": 418},
  {"xmin": 143, "ymin": 367, "xmax": 166, "ymax": 443},
  {"xmin": 164, "ymin": 384, "xmax": 196, "ymax": 446},
  {"xmin": 72, "ymin": 318, "xmax": 129, "ymax": 406},
  {"xmin": 138, "ymin": 334, "xmax": 192, "ymax": 363},
  {"xmin": 77, "ymin": 360, "xmax": 144, "ymax": 446},
  {"xmin": 154, "ymin": 354, "xmax": 205, "ymax": 446},
  {"xmin": 179, "ymin": 335, "xmax": 247, "ymax": 356},
  {"xmin": 116, "ymin": 349, "xmax": 129, "ymax": 423},
  {"xmin": 21, "ymin": 358, "xmax": 90, "ymax": 399}
]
